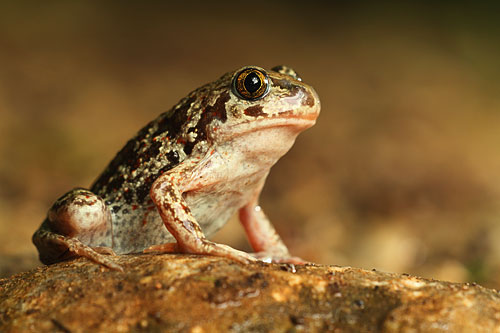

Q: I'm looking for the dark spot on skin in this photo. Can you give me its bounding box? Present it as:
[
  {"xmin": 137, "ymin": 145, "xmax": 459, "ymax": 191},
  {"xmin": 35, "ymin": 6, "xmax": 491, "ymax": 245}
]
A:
[
  {"xmin": 152, "ymin": 96, "xmax": 196, "ymax": 139},
  {"xmin": 302, "ymin": 88, "xmax": 315, "ymax": 107},
  {"xmin": 183, "ymin": 142, "xmax": 194, "ymax": 155},
  {"xmin": 105, "ymin": 175, "xmax": 125, "ymax": 196},
  {"xmin": 182, "ymin": 219, "xmax": 201, "ymax": 233},
  {"xmin": 164, "ymin": 184, "xmax": 182, "ymax": 202},
  {"xmin": 271, "ymin": 65, "xmax": 302, "ymax": 81},
  {"xmin": 166, "ymin": 150, "xmax": 179, "ymax": 165},
  {"xmin": 145, "ymin": 140, "xmax": 162, "ymax": 161},
  {"xmin": 208, "ymin": 91, "xmax": 229, "ymax": 121},
  {"xmin": 136, "ymin": 181, "xmax": 152, "ymax": 204},
  {"xmin": 244, "ymin": 105, "xmax": 265, "ymax": 117},
  {"xmin": 271, "ymin": 77, "xmax": 293, "ymax": 90},
  {"xmin": 272, "ymin": 77, "xmax": 302, "ymax": 99},
  {"xmin": 271, "ymin": 77, "xmax": 315, "ymax": 107},
  {"xmin": 185, "ymin": 90, "xmax": 230, "ymax": 154},
  {"xmin": 158, "ymin": 163, "xmax": 173, "ymax": 176},
  {"xmin": 123, "ymin": 189, "xmax": 134, "ymax": 204}
]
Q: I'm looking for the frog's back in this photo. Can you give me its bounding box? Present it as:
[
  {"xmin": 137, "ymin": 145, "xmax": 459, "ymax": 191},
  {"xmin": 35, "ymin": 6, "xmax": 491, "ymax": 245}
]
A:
[
  {"xmin": 87, "ymin": 95, "xmax": 199, "ymax": 252},
  {"xmin": 91, "ymin": 95, "xmax": 196, "ymax": 207}
]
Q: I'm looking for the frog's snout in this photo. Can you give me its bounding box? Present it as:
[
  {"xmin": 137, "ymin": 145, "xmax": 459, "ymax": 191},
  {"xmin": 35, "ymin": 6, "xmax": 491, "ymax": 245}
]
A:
[
  {"xmin": 268, "ymin": 65, "xmax": 321, "ymax": 119},
  {"xmin": 303, "ymin": 85, "xmax": 321, "ymax": 120},
  {"xmin": 271, "ymin": 65, "xmax": 302, "ymax": 81}
]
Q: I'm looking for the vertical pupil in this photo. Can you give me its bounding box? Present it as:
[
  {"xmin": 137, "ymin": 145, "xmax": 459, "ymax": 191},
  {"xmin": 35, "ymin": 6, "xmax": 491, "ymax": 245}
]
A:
[{"xmin": 244, "ymin": 72, "xmax": 261, "ymax": 93}]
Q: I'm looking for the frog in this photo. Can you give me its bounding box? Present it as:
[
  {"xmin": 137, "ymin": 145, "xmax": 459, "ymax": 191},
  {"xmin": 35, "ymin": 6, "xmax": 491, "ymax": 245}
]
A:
[{"xmin": 32, "ymin": 65, "xmax": 321, "ymax": 271}]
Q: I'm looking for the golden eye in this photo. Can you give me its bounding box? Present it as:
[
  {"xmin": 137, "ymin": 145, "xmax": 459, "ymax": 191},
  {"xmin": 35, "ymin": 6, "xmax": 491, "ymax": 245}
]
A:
[{"xmin": 232, "ymin": 67, "xmax": 270, "ymax": 101}]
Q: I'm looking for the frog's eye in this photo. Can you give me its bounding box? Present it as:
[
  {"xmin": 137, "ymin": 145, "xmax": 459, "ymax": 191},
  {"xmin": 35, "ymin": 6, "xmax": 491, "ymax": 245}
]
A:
[{"xmin": 232, "ymin": 67, "xmax": 270, "ymax": 101}]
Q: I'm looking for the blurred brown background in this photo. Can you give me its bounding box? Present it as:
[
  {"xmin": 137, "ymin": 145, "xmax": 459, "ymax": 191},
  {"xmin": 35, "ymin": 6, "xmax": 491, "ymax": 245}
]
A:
[{"xmin": 1, "ymin": 1, "xmax": 500, "ymax": 288}]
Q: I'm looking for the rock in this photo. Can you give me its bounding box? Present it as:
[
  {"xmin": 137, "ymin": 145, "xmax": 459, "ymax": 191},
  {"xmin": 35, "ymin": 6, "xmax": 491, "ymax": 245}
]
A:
[{"xmin": 1, "ymin": 254, "xmax": 500, "ymax": 332}]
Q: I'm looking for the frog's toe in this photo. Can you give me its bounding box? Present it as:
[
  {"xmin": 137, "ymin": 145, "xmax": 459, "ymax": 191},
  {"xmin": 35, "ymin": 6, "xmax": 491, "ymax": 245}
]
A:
[
  {"xmin": 221, "ymin": 249, "xmax": 258, "ymax": 264},
  {"xmin": 145, "ymin": 240, "xmax": 258, "ymax": 263},
  {"xmin": 251, "ymin": 252, "xmax": 308, "ymax": 265},
  {"xmin": 90, "ymin": 254, "xmax": 124, "ymax": 272},
  {"xmin": 195, "ymin": 241, "xmax": 258, "ymax": 264},
  {"xmin": 68, "ymin": 240, "xmax": 123, "ymax": 272}
]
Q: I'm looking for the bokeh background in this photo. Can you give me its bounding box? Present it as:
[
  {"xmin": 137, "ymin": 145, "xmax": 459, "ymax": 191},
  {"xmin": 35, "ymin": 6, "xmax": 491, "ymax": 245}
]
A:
[{"xmin": 1, "ymin": 1, "xmax": 500, "ymax": 288}]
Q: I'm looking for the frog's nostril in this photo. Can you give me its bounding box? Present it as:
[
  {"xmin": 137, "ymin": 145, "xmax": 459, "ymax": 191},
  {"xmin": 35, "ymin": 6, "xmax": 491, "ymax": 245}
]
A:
[{"xmin": 271, "ymin": 65, "xmax": 302, "ymax": 81}]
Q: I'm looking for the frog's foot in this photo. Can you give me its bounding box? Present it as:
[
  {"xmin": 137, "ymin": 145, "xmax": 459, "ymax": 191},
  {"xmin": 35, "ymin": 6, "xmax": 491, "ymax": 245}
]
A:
[
  {"xmin": 33, "ymin": 228, "xmax": 123, "ymax": 271},
  {"xmin": 145, "ymin": 240, "xmax": 257, "ymax": 264},
  {"xmin": 251, "ymin": 252, "xmax": 307, "ymax": 264},
  {"xmin": 62, "ymin": 238, "xmax": 123, "ymax": 272},
  {"xmin": 180, "ymin": 239, "xmax": 258, "ymax": 264}
]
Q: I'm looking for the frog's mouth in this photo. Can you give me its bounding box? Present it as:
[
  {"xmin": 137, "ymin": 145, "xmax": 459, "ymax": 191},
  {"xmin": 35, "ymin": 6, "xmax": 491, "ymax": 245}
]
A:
[
  {"xmin": 257, "ymin": 114, "xmax": 317, "ymax": 131},
  {"xmin": 221, "ymin": 113, "xmax": 318, "ymax": 139}
]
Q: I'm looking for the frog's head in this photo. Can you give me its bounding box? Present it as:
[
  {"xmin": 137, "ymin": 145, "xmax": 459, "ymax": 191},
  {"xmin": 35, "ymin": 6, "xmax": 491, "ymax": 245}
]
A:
[
  {"xmin": 175, "ymin": 65, "xmax": 320, "ymax": 164},
  {"xmin": 184, "ymin": 65, "xmax": 319, "ymax": 168},
  {"xmin": 208, "ymin": 65, "xmax": 320, "ymax": 145},
  {"xmin": 224, "ymin": 65, "xmax": 320, "ymax": 132}
]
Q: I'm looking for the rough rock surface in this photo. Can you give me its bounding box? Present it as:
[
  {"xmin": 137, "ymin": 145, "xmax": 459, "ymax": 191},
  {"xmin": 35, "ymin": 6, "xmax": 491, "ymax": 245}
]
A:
[{"xmin": 1, "ymin": 254, "xmax": 500, "ymax": 332}]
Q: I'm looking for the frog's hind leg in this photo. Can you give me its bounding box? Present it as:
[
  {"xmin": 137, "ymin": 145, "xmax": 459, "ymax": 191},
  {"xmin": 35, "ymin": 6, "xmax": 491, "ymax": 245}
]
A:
[
  {"xmin": 32, "ymin": 224, "xmax": 122, "ymax": 271},
  {"xmin": 32, "ymin": 189, "xmax": 122, "ymax": 271}
]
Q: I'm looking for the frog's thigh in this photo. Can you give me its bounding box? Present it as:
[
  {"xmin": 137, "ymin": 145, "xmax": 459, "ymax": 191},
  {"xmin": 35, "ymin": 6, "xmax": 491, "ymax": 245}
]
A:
[{"xmin": 47, "ymin": 188, "xmax": 112, "ymax": 246}]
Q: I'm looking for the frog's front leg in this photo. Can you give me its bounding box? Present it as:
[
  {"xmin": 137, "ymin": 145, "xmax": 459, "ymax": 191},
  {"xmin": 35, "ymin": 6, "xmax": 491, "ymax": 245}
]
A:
[
  {"xmin": 147, "ymin": 170, "xmax": 257, "ymax": 263},
  {"xmin": 239, "ymin": 185, "xmax": 306, "ymax": 264},
  {"xmin": 32, "ymin": 189, "xmax": 122, "ymax": 271}
]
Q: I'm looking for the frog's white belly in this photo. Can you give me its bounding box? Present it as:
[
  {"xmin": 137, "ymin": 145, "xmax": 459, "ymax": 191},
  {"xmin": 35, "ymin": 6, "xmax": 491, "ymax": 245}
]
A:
[
  {"xmin": 185, "ymin": 189, "xmax": 242, "ymax": 237},
  {"xmin": 109, "ymin": 176, "xmax": 262, "ymax": 254}
]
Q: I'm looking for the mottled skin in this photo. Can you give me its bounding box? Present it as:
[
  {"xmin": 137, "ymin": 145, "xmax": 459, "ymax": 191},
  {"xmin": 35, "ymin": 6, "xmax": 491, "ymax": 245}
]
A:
[{"xmin": 33, "ymin": 65, "xmax": 321, "ymax": 270}]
